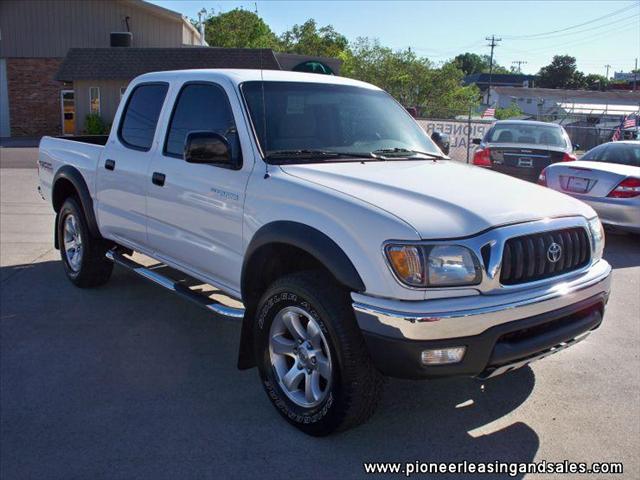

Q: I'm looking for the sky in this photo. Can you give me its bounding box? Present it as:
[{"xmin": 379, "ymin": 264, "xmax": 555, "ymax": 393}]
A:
[{"xmin": 150, "ymin": 0, "xmax": 640, "ymax": 77}]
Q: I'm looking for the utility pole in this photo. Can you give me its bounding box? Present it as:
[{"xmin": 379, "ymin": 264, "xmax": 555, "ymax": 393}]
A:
[
  {"xmin": 198, "ymin": 8, "xmax": 207, "ymax": 46},
  {"xmin": 485, "ymin": 35, "xmax": 502, "ymax": 105},
  {"xmin": 604, "ymin": 64, "xmax": 611, "ymax": 80},
  {"xmin": 512, "ymin": 60, "xmax": 527, "ymax": 73},
  {"xmin": 634, "ymin": 58, "xmax": 637, "ymax": 91}
]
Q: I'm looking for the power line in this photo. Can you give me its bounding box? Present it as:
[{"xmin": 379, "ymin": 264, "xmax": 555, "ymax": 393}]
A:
[
  {"xmin": 500, "ymin": 17, "xmax": 640, "ymax": 56},
  {"xmin": 485, "ymin": 35, "xmax": 502, "ymax": 105},
  {"xmin": 512, "ymin": 60, "xmax": 527, "ymax": 73},
  {"xmin": 501, "ymin": 1, "xmax": 639, "ymax": 39},
  {"xmin": 505, "ymin": 12, "xmax": 639, "ymax": 42}
]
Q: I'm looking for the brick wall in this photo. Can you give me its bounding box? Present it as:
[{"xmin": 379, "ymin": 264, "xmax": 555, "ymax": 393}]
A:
[{"xmin": 6, "ymin": 58, "xmax": 64, "ymax": 137}]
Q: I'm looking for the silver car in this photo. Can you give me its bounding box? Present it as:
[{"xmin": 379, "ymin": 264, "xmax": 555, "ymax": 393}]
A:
[{"xmin": 539, "ymin": 141, "xmax": 640, "ymax": 233}]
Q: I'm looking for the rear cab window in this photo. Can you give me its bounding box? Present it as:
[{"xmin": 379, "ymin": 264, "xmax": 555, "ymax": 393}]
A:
[
  {"xmin": 486, "ymin": 124, "xmax": 568, "ymax": 148},
  {"xmin": 118, "ymin": 83, "xmax": 169, "ymax": 151}
]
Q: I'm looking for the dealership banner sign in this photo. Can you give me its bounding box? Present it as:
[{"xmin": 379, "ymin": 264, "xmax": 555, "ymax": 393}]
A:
[{"xmin": 418, "ymin": 119, "xmax": 492, "ymax": 162}]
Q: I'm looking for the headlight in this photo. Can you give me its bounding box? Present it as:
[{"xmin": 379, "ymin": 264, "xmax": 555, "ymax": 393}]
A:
[
  {"xmin": 385, "ymin": 244, "xmax": 481, "ymax": 287},
  {"xmin": 588, "ymin": 217, "xmax": 605, "ymax": 262}
]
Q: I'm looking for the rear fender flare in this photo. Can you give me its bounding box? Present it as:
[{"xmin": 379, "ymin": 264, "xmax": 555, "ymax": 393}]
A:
[{"xmin": 52, "ymin": 166, "xmax": 102, "ymax": 246}]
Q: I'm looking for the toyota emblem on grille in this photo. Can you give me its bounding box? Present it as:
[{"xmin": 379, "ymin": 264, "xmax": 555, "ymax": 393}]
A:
[{"xmin": 547, "ymin": 242, "xmax": 562, "ymax": 263}]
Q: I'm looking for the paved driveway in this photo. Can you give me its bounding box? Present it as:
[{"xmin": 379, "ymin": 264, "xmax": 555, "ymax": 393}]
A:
[{"xmin": 1, "ymin": 147, "xmax": 639, "ymax": 479}]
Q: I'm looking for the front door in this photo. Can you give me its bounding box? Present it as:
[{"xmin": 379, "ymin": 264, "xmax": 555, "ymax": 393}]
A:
[
  {"xmin": 60, "ymin": 90, "xmax": 75, "ymax": 135},
  {"xmin": 146, "ymin": 81, "xmax": 253, "ymax": 294}
]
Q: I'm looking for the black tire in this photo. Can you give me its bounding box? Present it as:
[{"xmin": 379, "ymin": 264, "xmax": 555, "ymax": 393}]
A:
[
  {"xmin": 58, "ymin": 197, "xmax": 113, "ymax": 288},
  {"xmin": 254, "ymin": 270, "xmax": 383, "ymax": 436}
]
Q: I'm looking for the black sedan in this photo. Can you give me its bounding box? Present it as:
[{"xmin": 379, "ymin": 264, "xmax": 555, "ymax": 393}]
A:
[{"xmin": 472, "ymin": 120, "xmax": 577, "ymax": 182}]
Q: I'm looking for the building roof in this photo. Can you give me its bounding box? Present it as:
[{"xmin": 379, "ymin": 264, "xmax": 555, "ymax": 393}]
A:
[
  {"xmin": 464, "ymin": 73, "xmax": 538, "ymax": 87},
  {"xmin": 493, "ymin": 86, "xmax": 640, "ymax": 102},
  {"xmin": 557, "ymin": 102, "xmax": 639, "ymax": 115},
  {"xmin": 56, "ymin": 48, "xmax": 281, "ymax": 81}
]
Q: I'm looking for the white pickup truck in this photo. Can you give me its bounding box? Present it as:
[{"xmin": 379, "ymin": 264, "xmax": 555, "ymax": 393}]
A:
[{"xmin": 38, "ymin": 69, "xmax": 611, "ymax": 435}]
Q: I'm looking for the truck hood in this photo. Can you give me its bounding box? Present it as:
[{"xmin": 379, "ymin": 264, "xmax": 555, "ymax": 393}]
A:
[{"xmin": 281, "ymin": 160, "xmax": 595, "ymax": 239}]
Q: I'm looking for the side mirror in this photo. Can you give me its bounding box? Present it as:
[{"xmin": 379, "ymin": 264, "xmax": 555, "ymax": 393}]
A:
[
  {"xmin": 431, "ymin": 131, "xmax": 450, "ymax": 155},
  {"xmin": 185, "ymin": 131, "xmax": 234, "ymax": 166},
  {"xmin": 472, "ymin": 138, "xmax": 482, "ymax": 145}
]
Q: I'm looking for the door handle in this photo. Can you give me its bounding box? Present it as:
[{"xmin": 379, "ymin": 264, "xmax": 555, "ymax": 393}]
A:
[
  {"xmin": 104, "ymin": 159, "xmax": 115, "ymax": 171},
  {"xmin": 152, "ymin": 172, "xmax": 166, "ymax": 186}
]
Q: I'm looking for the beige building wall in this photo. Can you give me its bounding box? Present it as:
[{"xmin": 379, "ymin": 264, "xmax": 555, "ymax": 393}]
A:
[
  {"xmin": 0, "ymin": 0, "xmax": 195, "ymax": 58},
  {"xmin": 74, "ymin": 80, "xmax": 130, "ymax": 134}
]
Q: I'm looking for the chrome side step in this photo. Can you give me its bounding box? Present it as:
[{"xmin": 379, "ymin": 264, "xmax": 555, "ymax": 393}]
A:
[{"xmin": 105, "ymin": 250, "xmax": 245, "ymax": 320}]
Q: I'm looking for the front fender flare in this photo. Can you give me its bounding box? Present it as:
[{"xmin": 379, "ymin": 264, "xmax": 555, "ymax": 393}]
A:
[
  {"xmin": 237, "ymin": 221, "xmax": 366, "ymax": 370},
  {"xmin": 241, "ymin": 221, "xmax": 365, "ymax": 299}
]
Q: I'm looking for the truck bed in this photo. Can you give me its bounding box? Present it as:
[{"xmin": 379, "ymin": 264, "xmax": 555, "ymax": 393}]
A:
[{"xmin": 38, "ymin": 136, "xmax": 105, "ymax": 203}]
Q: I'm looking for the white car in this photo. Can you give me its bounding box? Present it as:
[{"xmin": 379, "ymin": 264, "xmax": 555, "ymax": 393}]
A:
[
  {"xmin": 38, "ymin": 69, "xmax": 611, "ymax": 435},
  {"xmin": 539, "ymin": 141, "xmax": 640, "ymax": 233}
]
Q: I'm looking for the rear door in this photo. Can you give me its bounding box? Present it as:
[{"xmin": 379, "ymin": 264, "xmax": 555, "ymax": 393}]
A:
[
  {"xmin": 145, "ymin": 80, "xmax": 254, "ymax": 293},
  {"xmin": 96, "ymin": 82, "xmax": 169, "ymax": 249}
]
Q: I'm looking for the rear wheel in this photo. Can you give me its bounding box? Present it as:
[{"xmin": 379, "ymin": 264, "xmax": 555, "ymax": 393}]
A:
[
  {"xmin": 254, "ymin": 271, "xmax": 383, "ymax": 436},
  {"xmin": 58, "ymin": 197, "xmax": 113, "ymax": 288}
]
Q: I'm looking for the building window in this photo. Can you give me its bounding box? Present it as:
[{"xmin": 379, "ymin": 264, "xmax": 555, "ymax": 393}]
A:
[{"xmin": 89, "ymin": 87, "xmax": 100, "ymax": 115}]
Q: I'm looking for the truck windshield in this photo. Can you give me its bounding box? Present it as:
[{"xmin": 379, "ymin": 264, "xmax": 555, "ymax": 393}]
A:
[{"xmin": 241, "ymin": 81, "xmax": 441, "ymax": 163}]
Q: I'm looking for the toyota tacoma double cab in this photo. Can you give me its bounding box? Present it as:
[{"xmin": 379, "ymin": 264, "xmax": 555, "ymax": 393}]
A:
[{"xmin": 38, "ymin": 69, "xmax": 611, "ymax": 436}]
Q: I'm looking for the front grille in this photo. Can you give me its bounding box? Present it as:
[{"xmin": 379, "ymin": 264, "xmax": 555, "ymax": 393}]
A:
[{"xmin": 500, "ymin": 227, "xmax": 590, "ymax": 285}]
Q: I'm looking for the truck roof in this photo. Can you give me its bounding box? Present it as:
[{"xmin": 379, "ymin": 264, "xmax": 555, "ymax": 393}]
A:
[{"xmin": 133, "ymin": 69, "xmax": 381, "ymax": 90}]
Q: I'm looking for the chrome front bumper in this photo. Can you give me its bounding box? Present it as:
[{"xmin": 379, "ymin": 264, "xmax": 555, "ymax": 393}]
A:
[{"xmin": 353, "ymin": 259, "xmax": 611, "ymax": 341}]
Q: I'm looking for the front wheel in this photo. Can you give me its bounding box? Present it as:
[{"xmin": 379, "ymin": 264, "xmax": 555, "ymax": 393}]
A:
[
  {"xmin": 254, "ymin": 271, "xmax": 383, "ymax": 436},
  {"xmin": 58, "ymin": 197, "xmax": 113, "ymax": 288}
]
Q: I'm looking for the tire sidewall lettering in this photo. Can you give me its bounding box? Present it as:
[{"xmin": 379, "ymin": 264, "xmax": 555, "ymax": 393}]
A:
[{"xmin": 257, "ymin": 289, "xmax": 336, "ymax": 425}]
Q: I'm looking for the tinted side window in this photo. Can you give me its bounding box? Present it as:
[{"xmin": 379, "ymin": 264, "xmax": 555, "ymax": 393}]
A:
[
  {"xmin": 165, "ymin": 83, "xmax": 240, "ymax": 162},
  {"xmin": 581, "ymin": 144, "xmax": 607, "ymax": 161},
  {"xmin": 600, "ymin": 144, "xmax": 640, "ymax": 166},
  {"xmin": 119, "ymin": 83, "xmax": 168, "ymax": 151}
]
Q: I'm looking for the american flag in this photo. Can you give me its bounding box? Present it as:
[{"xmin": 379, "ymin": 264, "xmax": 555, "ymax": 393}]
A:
[
  {"xmin": 481, "ymin": 106, "xmax": 496, "ymax": 118},
  {"xmin": 623, "ymin": 113, "xmax": 637, "ymax": 129},
  {"xmin": 612, "ymin": 113, "xmax": 638, "ymax": 141},
  {"xmin": 612, "ymin": 124, "xmax": 622, "ymax": 141}
]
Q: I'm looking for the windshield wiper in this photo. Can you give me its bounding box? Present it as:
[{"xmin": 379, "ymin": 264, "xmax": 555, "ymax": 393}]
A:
[
  {"xmin": 265, "ymin": 149, "xmax": 376, "ymax": 164},
  {"xmin": 371, "ymin": 148, "xmax": 446, "ymax": 160}
]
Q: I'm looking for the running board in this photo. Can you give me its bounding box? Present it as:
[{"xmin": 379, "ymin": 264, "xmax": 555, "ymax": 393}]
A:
[{"xmin": 105, "ymin": 250, "xmax": 245, "ymax": 320}]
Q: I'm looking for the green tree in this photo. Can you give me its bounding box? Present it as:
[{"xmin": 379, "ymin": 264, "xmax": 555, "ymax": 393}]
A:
[
  {"xmin": 494, "ymin": 103, "xmax": 523, "ymax": 120},
  {"xmin": 537, "ymin": 55, "xmax": 586, "ymax": 89},
  {"xmin": 584, "ymin": 73, "xmax": 609, "ymax": 91},
  {"xmin": 279, "ymin": 20, "xmax": 348, "ymax": 57},
  {"xmin": 453, "ymin": 52, "xmax": 487, "ymax": 75},
  {"xmin": 452, "ymin": 52, "xmax": 510, "ymax": 76},
  {"xmin": 203, "ymin": 9, "xmax": 279, "ymax": 49},
  {"xmin": 342, "ymin": 38, "xmax": 479, "ymax": 116}
]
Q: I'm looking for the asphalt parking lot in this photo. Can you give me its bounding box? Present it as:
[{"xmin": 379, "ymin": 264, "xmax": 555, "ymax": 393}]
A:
[{"xmin": 1, "ymin": 147, "xmax": 639, "ymax": 479}]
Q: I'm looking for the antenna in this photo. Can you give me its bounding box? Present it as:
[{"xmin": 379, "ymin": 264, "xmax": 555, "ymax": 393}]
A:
[{"xmin": 257, "ymin": 3, "xmax": 269, "ymax": 179}]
